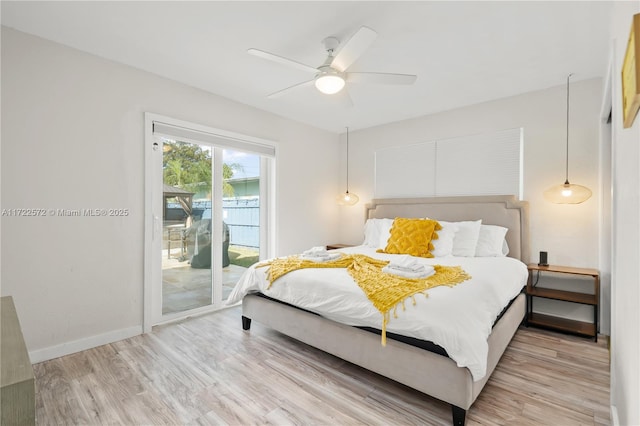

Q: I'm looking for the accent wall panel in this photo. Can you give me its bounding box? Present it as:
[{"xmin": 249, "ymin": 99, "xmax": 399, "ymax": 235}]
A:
[
  {"xmin": 374, "ymin": 128, "xmax": 523, "ymax": 199},
  {"xmin": 374, "ymin": 141, "xmax": 437, "ymax": 198}
]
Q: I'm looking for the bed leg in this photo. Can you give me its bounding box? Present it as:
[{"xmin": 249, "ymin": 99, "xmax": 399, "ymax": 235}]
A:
[
  {"xmin": 451, "ymin": 405, "xmax": 466, "ymax": 426},
  {"xmin": 242, "ymin": 316, "xmax": 252, "ymax": 330}
]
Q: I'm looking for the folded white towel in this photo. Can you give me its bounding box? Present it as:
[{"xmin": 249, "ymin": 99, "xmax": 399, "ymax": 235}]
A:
[
  {"xmin": 386, "ymin": 255, "xmax": 425, "ymax": 272},
  {"xmin": 300, "ymin": 253, "xmax": 341, "ymax": 262},
  {"xmin": 302, "ymin": 246, "xmax": 330, "ymax": 256},
  {"xmin": 382, "ymin": 264, "xmax": 435, "ymax": 279},
  {"xmin": 303, "ymin": 254, "xmax": 331, "ymax": 259},
  {"xmin": 386, "ymin": 264, "xmax": 425, "ymax": 273}
]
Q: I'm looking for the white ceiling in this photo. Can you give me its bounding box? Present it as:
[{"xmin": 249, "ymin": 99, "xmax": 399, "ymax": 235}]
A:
[{"xmin": 1, "ymin": 1, "xmax": 613, "ymax": 133}]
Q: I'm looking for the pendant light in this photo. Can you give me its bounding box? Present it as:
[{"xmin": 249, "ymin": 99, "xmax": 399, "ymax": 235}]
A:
[
  {"xmin": 336, "ymin": 127, "xmax": 359, "ymax": 206},
  {"xmin": 543, "ymin": 74, "xmax": 592, "ymax": 204}
]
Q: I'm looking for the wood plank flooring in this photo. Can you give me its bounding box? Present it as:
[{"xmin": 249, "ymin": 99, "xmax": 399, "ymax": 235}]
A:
[{"xmin": 34, "ymin": 306, "xmax": 610, "ymax": 425}]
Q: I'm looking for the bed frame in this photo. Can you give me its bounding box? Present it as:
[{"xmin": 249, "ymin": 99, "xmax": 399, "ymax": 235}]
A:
[{"xmin": 241, "ymin": 195, "xmax": 530, "ymax": 425}]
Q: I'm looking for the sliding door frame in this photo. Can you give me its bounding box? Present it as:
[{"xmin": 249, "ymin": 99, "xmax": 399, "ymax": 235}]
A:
[{"xmin": 143, "ymin": 113, "xmax": 276, "ymax": 332}]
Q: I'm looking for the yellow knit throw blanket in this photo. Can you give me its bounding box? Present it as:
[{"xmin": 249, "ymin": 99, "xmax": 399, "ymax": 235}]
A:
[{"xmin": 256, "ymin": 254, "xmax": 471, "ymax": 345}]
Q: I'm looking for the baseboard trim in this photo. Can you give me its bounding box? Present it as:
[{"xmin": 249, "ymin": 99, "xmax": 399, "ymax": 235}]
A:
[
  {"xmin": 611, "ymin": 404, "xmax": 619, "ymax": 426},
  {"xmin": 28, "ymin": 325, "xmax": 142, "ymax": 363}
]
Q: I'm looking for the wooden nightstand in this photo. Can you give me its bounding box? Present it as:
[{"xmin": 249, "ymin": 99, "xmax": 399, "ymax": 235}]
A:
[
  {"xmin": 526, "ymin": 264, "xmax": 600, "ymax": 341},
  {"xmin": 326, "ymin": 244, "xmax": 353, "ymax": 250}
]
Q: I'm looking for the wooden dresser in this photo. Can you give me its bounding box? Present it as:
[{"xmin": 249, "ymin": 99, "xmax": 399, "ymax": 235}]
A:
[{"xmin": 1, "ymin": 296, "xmax": 35, "ymax": 425}]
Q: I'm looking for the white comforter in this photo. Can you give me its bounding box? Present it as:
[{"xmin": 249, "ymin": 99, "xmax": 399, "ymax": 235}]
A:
[{"xmin": 227, "ymin": 246, "xmax": 528, "ymax": 381}]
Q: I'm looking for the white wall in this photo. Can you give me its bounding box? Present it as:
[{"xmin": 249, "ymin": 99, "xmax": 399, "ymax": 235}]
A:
[
  {"xmin": 608, "ymin": 3, "xmax": 640, "ymax": 425},
  {"xmin": 0, "ymin": 27, "xmax": 340, "ymax": 358}
]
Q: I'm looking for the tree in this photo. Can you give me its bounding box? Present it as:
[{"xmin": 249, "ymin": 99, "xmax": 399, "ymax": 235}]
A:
[
  {"xmin": 223, "ymin": 162, "xmax": 242, "ymax": 197},
  {"xmin": 163, "ymin": 140, "xmax": 242, "ymax": 197}
]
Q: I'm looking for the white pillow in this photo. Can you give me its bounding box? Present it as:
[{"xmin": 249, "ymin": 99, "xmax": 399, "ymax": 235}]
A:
[
  {"xmin": 431, "ymin": 221, "xmax": 458, "ymax": 257},
  {"xmin": 475, "ymin": 225, "xmax": 509, "ymax": 257},
  {"xmin": 363, "ymin": 219, "xmax": 380, "ymax": 247},
  {"xmin": 377, "ymin": 218, "xmax": 395, "ymax": 248},
  {"xmin": 362, "ymin": 218, "xmax": 396, "ymax": 248},
  {"xmin": 439, "ymin": 220, "xmax": 482, "ymax": 257}
]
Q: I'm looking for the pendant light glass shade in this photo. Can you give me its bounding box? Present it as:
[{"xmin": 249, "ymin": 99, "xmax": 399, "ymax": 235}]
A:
[
  {"xmin": 337, "ymin": 127, "xmax": 359, "ymax": 206},
  {"xmin": 544, "ymin": 181, "xmax": 592, "ymax": 204},
  {"xmin": 336, "ymin": 191, "xmax": 359, "ymax": 206},
  {"xmin": 544, "ymin": 73, "xmax": 592, "ymax": 204}
]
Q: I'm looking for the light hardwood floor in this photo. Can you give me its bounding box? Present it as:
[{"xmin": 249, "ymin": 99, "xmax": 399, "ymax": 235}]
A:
[{"xmin": 34, "ymin": 306, "xmax": 610, "ymax": 425}]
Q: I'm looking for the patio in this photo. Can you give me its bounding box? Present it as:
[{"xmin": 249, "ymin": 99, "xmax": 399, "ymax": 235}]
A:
[{"xmin": 162, "ymin": 245, "xmax": 256, "ymax": 315}]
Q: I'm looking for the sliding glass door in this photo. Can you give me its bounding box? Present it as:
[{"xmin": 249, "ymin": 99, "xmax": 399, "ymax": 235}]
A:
[
  {"xmin": 221, "ymin": 148, "xmax": 262, "ymax": 301},
  {"xmin": 144, "ymin": 114, "xmax": 274, "ymax": 328},
  {"xmin": 161, "ymin": 139, "xmax": 214, "ymax": 315}
]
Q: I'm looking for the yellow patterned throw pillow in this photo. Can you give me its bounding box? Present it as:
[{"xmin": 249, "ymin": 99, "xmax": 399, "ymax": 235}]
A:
[{"xmin": 377, "ymin": 218, "xmax": 442, "ymax": 258}]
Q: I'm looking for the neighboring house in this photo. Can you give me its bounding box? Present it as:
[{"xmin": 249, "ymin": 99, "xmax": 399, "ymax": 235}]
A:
[{"xmin": 227, "ymin": 177, "xmax": 259, "ymax": 198}]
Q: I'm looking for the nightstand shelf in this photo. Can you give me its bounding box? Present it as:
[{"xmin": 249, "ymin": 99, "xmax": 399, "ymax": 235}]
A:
[
  {"xmin": 527, "ymin": 312, "xmax": 596, "ymax": 337},
  {"xmin": 526, "ymin": 263, "xmax": 599, "ymax": 341},
  {"xmin": 527, "ymin": 286, "xmax": 597, "ymax": 305}
]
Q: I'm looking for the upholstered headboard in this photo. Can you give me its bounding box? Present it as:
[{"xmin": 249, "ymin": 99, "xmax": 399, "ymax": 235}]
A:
[{"xmin": 365, "ymin": 195, "xmax": 530, "ymax": 262}]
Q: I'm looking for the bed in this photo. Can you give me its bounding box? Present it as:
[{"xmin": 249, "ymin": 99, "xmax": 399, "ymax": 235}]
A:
[{"xmin": 230, "ymin": 195, "xmax": 530, "ymax": 425}]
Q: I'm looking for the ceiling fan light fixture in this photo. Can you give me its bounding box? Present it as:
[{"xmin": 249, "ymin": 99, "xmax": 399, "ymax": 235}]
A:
[
  {"xmin": 249, "ymin": 26, "xmax": 417, "ymax": 100},
  {"xmin": 315, "ymin": 73, "xmax": 345, "ymax": 95}
]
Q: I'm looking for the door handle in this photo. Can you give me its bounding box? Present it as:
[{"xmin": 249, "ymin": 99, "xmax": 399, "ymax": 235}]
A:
[{"xmin": 153, "ymin": 215, "xmax": 161, "ymax": 240}]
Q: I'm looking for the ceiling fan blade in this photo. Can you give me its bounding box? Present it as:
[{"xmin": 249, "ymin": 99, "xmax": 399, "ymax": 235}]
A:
[
  {"xmin": 347, "ymin": 72, "xmax": 417, "ymax": 85},
  {"xmin": 334, "ymin": 87, "xmax": 354, "ymax": 108},
  {"xmin": 267, "ymin": 79, "xmax": 315, "ymax": 98},
  {"xmin": 331, "ymin": 26, "xmax": 377, "ymax": 72},
  {"xmin": 247, "ymin": 48, "xmax": 318, "ymax": 74}
]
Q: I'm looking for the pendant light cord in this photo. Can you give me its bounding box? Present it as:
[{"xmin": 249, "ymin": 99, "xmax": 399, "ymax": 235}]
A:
[
  {"xmin": 565, "ymin": 73, "xmax": 572, "ymax": 184},
  {"xmin": 346, "ymin": 126, "xmax": 350, "ymax": 193}
]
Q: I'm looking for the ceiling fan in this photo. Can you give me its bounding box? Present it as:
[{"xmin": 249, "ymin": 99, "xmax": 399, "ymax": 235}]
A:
[{"xmin": 248, "ymin": 26, "xmax": 417, "ymax": 101}]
